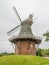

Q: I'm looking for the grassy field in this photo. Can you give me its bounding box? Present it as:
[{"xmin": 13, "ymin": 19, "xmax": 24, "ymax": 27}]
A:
[{"xmin": 0, "ymin": 55, "xmax": 49, "ymax": 65}]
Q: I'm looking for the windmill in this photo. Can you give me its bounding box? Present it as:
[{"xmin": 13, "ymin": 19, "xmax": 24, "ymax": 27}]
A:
[{"xmin": 7, "ymin": 7, "xmax": 41, "ymax": 55}]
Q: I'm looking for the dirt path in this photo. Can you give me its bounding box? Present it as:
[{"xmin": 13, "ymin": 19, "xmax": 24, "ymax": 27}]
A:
[{"xmin": 43, "ymin": 57, "xmax": 49, "ymax": 59}]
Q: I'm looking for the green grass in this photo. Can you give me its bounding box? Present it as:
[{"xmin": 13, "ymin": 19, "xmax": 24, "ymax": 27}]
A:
[{"xmin": 0, "ymin": 55, "xmax": 49, "ymax": 65}]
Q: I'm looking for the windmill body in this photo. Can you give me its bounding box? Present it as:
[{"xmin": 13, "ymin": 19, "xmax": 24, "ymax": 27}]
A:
[{"xmin": 7, "ymin": 7, "xmax": 41, "ymax": 55}]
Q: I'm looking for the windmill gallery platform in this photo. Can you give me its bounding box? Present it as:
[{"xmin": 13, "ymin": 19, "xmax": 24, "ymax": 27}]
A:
[{"xmin": 7, "ymin": 9, "xmax": 41, "ymax": 55}]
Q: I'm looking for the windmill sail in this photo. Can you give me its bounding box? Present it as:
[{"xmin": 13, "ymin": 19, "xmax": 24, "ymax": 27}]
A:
[
  {"xmin": 7, "ymin": 25, "xmax": 20, "ymax": 36},
  {"xmin": 13, "ymin": 7, "xmax": 22, "ymax": 23}
]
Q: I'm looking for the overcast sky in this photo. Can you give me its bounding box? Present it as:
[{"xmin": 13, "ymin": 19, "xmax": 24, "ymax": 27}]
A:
[{"xmin": 0, "ymin": 0, "xmax": 49, "ymax": 53}]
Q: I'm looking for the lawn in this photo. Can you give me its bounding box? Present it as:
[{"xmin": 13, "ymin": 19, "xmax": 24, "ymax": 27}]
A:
[{"xmin": 0, "ymin": 55, "xmax": 49, "ymax": 65}]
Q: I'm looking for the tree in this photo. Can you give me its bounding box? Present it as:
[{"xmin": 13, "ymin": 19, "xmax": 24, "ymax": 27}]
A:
[
  {"xmin": 43, "ymin": 31, "xmax": 49, "ymax": 42},
  {"xmin": 36, "ymin": 48, "xmax": 42, "ymax": 56}
]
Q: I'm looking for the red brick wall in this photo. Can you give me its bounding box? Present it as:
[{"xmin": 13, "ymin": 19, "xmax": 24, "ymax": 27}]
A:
[{"xmin": 15, "ymin": 40, "xmax": 36, "ymax": 55}]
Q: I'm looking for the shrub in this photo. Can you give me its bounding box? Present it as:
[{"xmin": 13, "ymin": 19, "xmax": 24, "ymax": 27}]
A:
[
  {"xmin": 36, "ymin": 48, "xmax": 42, "ymax": 56},
  {"xmin": 0, "ymin": 54, "xmax": 3, "ymax": 57}
]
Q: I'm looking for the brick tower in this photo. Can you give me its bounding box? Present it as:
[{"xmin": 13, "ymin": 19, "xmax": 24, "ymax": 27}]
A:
[{"xmin": 8, "ymin": 14, "xmax": 41, "ymax": 55}]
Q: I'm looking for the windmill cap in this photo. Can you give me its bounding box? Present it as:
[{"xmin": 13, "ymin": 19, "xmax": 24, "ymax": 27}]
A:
[{"xmin": 29, "ymin": 14, "xmax": 33, "ymax": 18}]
